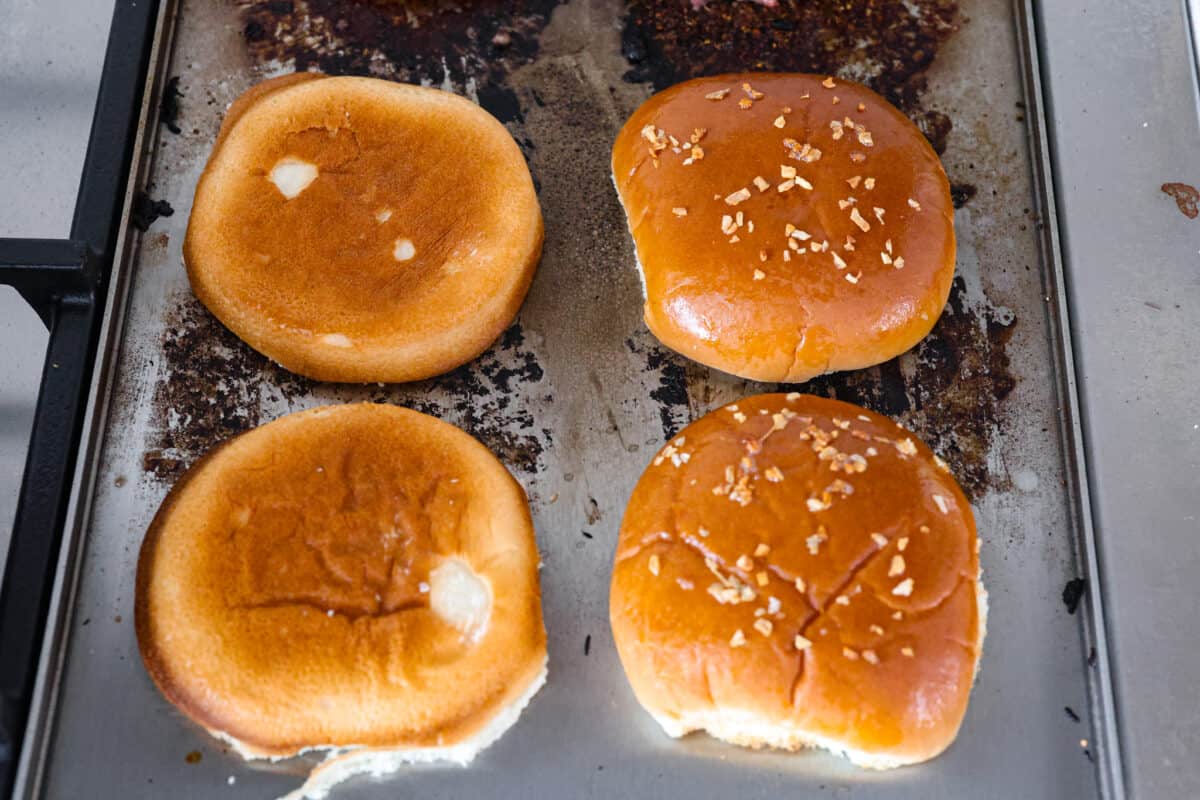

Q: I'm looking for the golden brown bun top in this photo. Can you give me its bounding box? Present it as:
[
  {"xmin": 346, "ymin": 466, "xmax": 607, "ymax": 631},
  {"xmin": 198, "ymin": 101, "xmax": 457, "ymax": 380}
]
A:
[
  {"xmin": 610, "ymin": 393, "xmax": 982, "ymax": 764},
  {"xmin": 136, "ymin": 404, "xmax": 546, "ymax": 756},
  {"xmin": 612, "ymin": 74, "xmax": 955, "ymax": 383},
  {"xmin": 185, "ymin": 75, "xmax": 543, "ymax": 383}
]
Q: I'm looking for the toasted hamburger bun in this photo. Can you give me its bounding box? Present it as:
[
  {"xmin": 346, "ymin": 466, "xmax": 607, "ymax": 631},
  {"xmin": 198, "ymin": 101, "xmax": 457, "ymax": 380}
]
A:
[
  {"xmin": 185, "ymin": 75, "xmax": 543, "ymax": 383},
  {"xmin": 135, "ymin": 404, "xmax": 547, "ymax": 793},
  {"xmin": 611, "ymin": 74, "xmax": 955, "ymax": 383},
  {"xmin": 610, "ymin": 393, "xmax": 985, "ymax": 768}
]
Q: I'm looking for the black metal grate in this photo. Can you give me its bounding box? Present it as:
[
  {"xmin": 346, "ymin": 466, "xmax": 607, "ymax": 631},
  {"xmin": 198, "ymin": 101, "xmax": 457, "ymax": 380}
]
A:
[{"xmin": 0, "ymin": 1, "xmax": 160, "ymax": 792}]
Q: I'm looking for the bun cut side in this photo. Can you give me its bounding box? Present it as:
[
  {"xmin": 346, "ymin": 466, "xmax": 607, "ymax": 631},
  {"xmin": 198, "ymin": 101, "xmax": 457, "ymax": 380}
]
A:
[
  {"xmin": 185, "ymin": 74, "xmax": 543, "ymax": 383},
  {"xmin": 611, "ymin": 74, "xmax": 956, "ymax": 383},
  {"xmin": 610, "ymin": 393, "xmax": 985, "ymax": 768},
  {"xmin": 136, "ymin": 404, "xmax": 547, "ymax": 794}
]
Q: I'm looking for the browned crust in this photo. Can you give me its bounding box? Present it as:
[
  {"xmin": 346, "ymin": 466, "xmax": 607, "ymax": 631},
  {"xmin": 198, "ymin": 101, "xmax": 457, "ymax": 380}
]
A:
[
  {"xmin": 611, "ymin": 74, "xmax": 955, "ymax": 383},
  {"xmin": 610, "ymin": 393, "xmax": 982, "ymax": 765},
  {"xmin": 136, "ymin": 404, "xmax": 547, "ymax": 756}
]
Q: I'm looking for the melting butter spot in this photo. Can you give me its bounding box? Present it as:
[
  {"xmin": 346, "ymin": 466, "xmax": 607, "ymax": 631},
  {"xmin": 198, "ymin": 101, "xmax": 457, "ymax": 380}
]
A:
[
  {"xmin": 268, "ymin": 157, "xmax": 319, "ymax": 200},
  {"xmin": 376, "ymin": 208, "xmax": 393, "ymax": 223},
  {"xmin": 320, "ymin": 333, "xmax": 353, "ymax": 348},
  {"xmin": 429, "ymin": 558, "xmax": 491, "ymax": 641},
  {"xmin": 393, "ymin": 238, "xmax": 416, "ymax": 262}
]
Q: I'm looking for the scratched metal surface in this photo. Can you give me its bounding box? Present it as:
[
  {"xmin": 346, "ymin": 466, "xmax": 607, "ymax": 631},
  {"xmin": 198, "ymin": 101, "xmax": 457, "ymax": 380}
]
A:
[{"xmin": 31, "ymin": 0, "xmax": 1100, "ymax": 797}]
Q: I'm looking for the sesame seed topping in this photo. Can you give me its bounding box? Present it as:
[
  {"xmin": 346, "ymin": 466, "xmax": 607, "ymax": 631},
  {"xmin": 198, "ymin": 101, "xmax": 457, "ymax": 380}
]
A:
[
  {"xmin": 672, "ymin": 207, "xmax": 688, "ymax": 217},
  {"xmin": 862, "ymin": 649, "xmax": 880, "ymax": 665},
  {"xmin": 773, "ymin": 115, "xmax": 786, "ymax": 128},
  {"xmin": 901, "ymin": 646, "xmax": 915, "ymax": 657},
  {"xmin": 908, "ymin": 197, "xmax": 922, "ymax": 210},
  {"xmin": 649, "ymin": 554, "xmax": 661, "ymax": 576},
  {"xmin": 794, "ymin": 634, "xmax": 812, "ymax": 650},
  {"xmin": 736, "ymin": 554, "xmax": 754, "ymax": 572},
  {"xmin": 754, "ymin": 618, "xmax": 774, "ymax": 636},
  {"xmin": 889, "ymin": 555, "xmax": 906, "ymax": 577},
  {"xmin": 849, "ymin": 207, "xmax": 871, "ymax": 232},
  {"xmin": 932, "ymin": 494, "xmax": 951, "ymax": 514},
  {"xmin": 794, "ymin": 576, "xmax": 807, "ymax": 592},
  {"xmin": 843, "ymin": 646, "xmax": 859, "ymax": 660},
  {"xmin": 898, "ymin": 537, "xmax": 909, "ymax": 551},
  {"xmin": 892, "ymin": 578, "xmax": 915, "ymax": 597},
  {"xmin": 731, "ymin": 629, "xmax": 747, "ymax": 647},
  {"xmin": 705, "ymin": 88, "xmax": 731, "ymax": 101},
  {"xmin": 870, "ymin": 532, "xmax": 888, "ymax": 547},
  {"xmin": 725, "ymin": 188, "xmax": 751, "ymax": 206}
]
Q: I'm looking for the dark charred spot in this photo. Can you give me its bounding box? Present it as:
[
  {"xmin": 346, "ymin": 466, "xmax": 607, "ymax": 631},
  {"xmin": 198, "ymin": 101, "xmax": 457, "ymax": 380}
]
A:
[
  {"xmin": 131, "ymin": 192, "xmax": 174, "ymax": 232},
  {"xmin": 1062, "ymin": 577, "xmax": 1087, "ymax": 615},
  {"xmin": 237, "ymin": 0, "xmax": 562, "ymax": 107},
  {"xmin": 160, "ymin": 76, "xmax": 183, "ymax": 135},
  {"xmin": 626, "ymin": 336, "xmax": 691, "ymax": 439},
  {"xmin": 621, "ymin": 0, "xmax": 960, "ymax": 152},
  {"xmin": 951, "ymin": 182, "xmax": 978, "ymax": 208}
]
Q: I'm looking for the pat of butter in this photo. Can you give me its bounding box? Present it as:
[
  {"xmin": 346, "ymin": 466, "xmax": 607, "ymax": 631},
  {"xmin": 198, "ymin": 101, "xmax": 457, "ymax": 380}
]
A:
[
  {"xmin": 429, "ymin": 558, "xmax": 491, "ymax": 640},
  {"xmin": 268, "ymin": 157, "xmax": 319, "ymax": 199},
  {"xmin": 393, "ymin": 238, "xmax": 416, "ymax": 262}
]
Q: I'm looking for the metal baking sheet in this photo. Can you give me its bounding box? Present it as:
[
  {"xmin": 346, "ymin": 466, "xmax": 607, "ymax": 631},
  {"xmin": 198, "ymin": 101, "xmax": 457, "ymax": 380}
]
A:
[{"xmin": 19, "ymin": 0, "xmax": 1109, "ymax": 797}]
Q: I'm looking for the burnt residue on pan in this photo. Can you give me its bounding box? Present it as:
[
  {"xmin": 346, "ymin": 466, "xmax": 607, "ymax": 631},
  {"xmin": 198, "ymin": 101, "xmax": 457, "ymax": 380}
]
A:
[
  {"xmin": 798, "ymin": 278, "xmax": 1017, "ymax": 500},
  {"xmin": 400, "ymin": 322, "xmax": 553, "ymax": 474},
  {"xmin": 144, "ymin": 296, "xmax": 315, "ymax": 483},
  {"xmin": 237, "ymin": 0, "xmax": 563, "ymax": 122},
  {"xmin": 621, "ymin": 0, "xmax": 960, "ymax": 155},
  {"xmin": 145, "ymin": 296, "xmax": 550, "ymax": 481}
]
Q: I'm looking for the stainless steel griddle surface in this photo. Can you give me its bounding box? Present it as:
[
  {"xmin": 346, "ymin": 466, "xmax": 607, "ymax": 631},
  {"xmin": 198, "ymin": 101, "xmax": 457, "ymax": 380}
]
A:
[{"xmin": 24, "ymin": 0, "xmax": 1105, "ymax": 797}]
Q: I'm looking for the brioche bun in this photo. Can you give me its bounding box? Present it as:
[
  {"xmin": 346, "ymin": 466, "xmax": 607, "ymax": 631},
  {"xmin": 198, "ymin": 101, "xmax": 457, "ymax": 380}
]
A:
[
  {"xmin": 610, "ymin": 393, "xmax": 984, "ymax": 768},
  {"xmin": 185, "ymin": 75, "xmax": 543, "ymax": 383},
  {"xmin": 135, "ymin": 404, "xmax": 547, "ymax": 792},
  {"xmin": 611, "ymin": 74, "xmax": 955, "ymax": 383}
]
